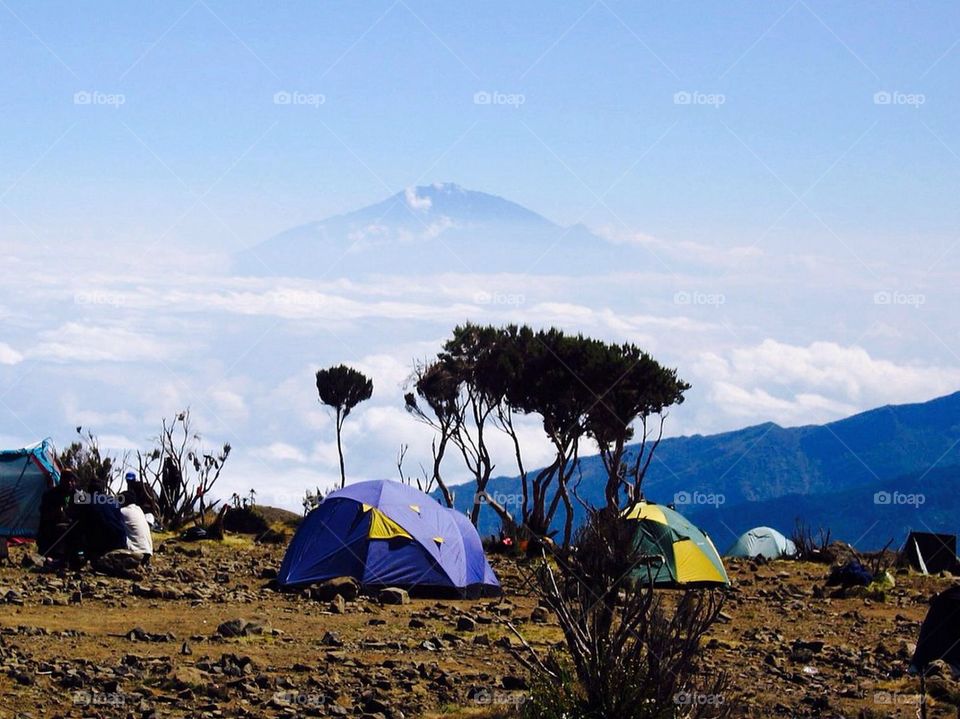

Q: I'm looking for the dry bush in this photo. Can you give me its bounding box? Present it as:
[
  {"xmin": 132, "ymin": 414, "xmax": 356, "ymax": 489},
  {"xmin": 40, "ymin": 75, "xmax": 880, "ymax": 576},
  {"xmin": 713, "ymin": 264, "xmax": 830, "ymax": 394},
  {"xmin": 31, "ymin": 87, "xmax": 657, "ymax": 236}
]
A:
[
  {"xmin": 791, "ymin": 519, "xmax": 833, "ymax": 562},
  {"xmin": 512, "ymin": 507, "xmax": 731, "ymax": 719}
]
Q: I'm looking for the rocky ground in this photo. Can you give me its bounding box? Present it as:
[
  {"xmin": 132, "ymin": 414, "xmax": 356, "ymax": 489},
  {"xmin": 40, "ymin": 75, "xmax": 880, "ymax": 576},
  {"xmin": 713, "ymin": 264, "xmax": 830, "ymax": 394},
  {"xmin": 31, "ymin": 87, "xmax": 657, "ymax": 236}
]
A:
[{"xmin": 0, "ymin": 534, "xmax": 957, "ymax": 719}]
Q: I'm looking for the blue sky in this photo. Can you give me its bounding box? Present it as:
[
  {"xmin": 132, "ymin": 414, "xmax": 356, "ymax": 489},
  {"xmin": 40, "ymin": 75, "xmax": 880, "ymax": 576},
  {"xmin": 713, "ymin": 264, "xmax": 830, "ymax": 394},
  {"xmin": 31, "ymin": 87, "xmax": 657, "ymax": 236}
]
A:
[
  {"xmin": 2, "ymin": 1, "xmax": 960, "ymax": 507},
  {"xmin": 4, "ymin": 1, "xmax": 960, "ymax": 249}
]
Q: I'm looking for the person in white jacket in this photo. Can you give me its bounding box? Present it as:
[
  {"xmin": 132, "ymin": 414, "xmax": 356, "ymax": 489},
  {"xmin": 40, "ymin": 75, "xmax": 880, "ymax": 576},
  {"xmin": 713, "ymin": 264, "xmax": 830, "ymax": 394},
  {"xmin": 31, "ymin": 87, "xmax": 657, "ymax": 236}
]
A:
[{"xmin": 120, "ymin": 502, "xmax": 154, "ymax": 561}]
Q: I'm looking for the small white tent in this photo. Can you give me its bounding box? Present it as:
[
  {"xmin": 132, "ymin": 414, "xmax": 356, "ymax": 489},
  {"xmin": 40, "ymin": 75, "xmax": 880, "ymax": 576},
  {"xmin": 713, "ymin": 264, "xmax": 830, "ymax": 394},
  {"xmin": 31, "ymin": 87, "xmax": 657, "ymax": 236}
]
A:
[{"xmin": 725, "ymin": 526, "xmax": 796, "ymax": 559}]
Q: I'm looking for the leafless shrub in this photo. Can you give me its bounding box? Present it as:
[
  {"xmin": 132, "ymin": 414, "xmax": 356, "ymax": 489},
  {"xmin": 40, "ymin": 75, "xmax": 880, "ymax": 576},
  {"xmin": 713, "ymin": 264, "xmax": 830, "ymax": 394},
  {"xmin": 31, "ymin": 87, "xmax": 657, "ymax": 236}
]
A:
[
  {"xmin": 511, "ymin": 507, "xmax": 731, "ymax": 719},
  {"xmin": 136, "ymin": 409, "xmax": 230, "ymax": 529},
  {"xmin": 792, "ymin": 519, "xmax": 833, "ymax": 562}
]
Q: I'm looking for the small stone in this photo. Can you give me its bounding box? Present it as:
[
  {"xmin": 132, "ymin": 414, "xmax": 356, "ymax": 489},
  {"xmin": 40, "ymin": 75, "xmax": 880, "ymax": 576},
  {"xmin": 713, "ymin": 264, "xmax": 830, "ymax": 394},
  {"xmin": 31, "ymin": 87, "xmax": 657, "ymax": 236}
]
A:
[
  {"xmin": 309, "ymin": 576, "xmax": 360, "ymax": 602},
  {"xmin": 217, "ymin": 618, "xmax": 249, "ymax": 638},
  {"xmin": 321, "ymin": 631, "xmax": 343, "ymax": 647},
  {"xmin": 379, "ymin": 587, "xmax": 410, "ymax": 605},
  {"xmin": 502, "ymin": 675, "xmax": 528, "ymax": 690},
  {"xmin": 530, "ymin": 606, "xmax": 550, "ymax": 623}
]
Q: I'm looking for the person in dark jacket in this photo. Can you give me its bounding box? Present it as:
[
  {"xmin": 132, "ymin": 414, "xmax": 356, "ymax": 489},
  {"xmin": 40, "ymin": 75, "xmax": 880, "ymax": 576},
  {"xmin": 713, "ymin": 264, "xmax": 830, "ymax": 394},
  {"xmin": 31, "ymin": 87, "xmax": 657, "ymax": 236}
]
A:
[
  {"xmin": 37, "ymin": 470, "xmax": 78, "ymax": 562},
  {"xmin": 68, "ymin": 479, "xmax": 127, "ymax": 562}
]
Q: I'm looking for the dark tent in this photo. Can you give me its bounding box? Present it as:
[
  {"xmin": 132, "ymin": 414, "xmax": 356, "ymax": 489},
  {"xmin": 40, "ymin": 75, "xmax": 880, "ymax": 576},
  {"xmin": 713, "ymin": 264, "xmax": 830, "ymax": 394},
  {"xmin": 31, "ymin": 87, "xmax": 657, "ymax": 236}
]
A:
[
  {"xmin": 0, "ymin": 440, "xmax": 60, "ymax": 538},
  {"xmin": 911, "ymin": 585, "xmax": 960, "ymax": 675},
  {"xmin": 902, "ymin": 532, "xmax": 958, "ymax": 574}
]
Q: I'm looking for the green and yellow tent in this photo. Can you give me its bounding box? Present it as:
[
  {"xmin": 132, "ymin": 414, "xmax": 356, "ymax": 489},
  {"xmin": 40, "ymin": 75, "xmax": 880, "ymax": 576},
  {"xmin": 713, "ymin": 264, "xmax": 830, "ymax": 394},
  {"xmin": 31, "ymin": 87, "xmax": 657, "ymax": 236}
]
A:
[{"xmin": 623, "ymin": 501, "xmax": 729, "ymax": 588}]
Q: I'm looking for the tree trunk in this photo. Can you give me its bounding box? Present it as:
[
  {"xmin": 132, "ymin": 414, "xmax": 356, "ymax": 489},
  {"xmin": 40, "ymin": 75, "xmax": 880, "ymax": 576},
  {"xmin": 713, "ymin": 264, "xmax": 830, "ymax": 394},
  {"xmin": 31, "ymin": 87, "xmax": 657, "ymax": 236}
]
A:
[{"xmin": 335, "ymin": 408, "xmax": 346, "ymax": 488}]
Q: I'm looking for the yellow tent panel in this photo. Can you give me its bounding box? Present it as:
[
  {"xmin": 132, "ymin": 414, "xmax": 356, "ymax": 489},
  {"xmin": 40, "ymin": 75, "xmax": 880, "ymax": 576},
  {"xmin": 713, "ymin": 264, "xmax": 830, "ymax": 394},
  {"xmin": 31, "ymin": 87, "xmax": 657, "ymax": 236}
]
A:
[
  {"xmin": 623, "ymin": 502, "xmax": 668, "ymax": 525},
  {"xmin": 673, "ymin": 538, "xmax": 727, "ymax": 584},
  {"xmin": 367, "ymin": 508, "xmax": 412, "ymax": 540}
]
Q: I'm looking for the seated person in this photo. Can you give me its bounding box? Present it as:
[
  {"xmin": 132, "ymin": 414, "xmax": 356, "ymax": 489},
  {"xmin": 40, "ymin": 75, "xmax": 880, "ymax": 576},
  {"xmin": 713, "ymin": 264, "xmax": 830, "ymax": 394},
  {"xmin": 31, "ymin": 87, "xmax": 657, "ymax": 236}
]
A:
[
  {"xmin": 120, "ymin": 501, "xmax": 153, "ymax": 561},
  {"xmin": 37, "ymin": 470, "xmax": 81, "ymax": 565},
  {"xmin": 69, "ymin": 480, "xmax": 127, "ymax": 562},
  {"xmin": 123, "ymin": 472, "xmax": 161, "ymax": 517}
]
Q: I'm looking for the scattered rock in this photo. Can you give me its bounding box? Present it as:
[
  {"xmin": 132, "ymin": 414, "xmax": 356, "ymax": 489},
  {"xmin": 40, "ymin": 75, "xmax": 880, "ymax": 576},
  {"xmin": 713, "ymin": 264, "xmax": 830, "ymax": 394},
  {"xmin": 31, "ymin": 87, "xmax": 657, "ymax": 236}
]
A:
[
  {"xmin": 310, "ymin": 576, "xmax": 361, "ymax": 602},
  {"xmin": 530, "ymin": 606, "xmax": 550, "ymax": 623},
  {"xmin": 379, "ymin": 587, "xmax": 410, "ymax": 605}
]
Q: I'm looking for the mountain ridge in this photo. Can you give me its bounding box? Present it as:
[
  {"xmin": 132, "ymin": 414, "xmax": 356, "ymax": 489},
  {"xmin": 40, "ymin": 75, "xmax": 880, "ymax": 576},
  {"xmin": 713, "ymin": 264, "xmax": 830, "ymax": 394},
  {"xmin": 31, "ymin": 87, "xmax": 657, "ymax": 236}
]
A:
[
  {"xmin": 448, "ymin": 390, "xmax": 960, "ymax": 547},
  {"xmin": 236, "ymin": 183, "xmax": 616, "ymax": 277}
]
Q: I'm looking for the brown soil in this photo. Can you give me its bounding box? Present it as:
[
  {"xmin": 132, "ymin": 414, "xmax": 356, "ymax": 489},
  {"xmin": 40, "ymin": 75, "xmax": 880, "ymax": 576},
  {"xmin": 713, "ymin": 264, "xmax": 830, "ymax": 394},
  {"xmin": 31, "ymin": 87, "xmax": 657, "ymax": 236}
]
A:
[{"xmin": 0, "ymin": 537, "xmax": 956, "ymax": 718}]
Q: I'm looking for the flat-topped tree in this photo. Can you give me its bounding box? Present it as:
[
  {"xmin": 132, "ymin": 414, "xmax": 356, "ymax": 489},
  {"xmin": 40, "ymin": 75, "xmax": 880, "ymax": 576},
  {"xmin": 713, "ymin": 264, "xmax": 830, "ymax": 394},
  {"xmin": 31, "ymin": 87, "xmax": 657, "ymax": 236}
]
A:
[
  {"xmin": 582, "ymin": 342, "xmax": 690, "ymax": 510},
  {"xmin": 316, "ymin": 365, "xmax": 373, "ymax": 488},
  {"xmin": 407, "ymin": 323, "xmax": 688, "ymax": 547}
]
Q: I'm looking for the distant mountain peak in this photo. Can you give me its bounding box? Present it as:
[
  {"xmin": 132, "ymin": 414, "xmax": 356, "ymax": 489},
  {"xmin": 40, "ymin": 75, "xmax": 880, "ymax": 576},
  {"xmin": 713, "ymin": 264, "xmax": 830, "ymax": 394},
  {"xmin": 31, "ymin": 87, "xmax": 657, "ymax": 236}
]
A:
[{"xmin": 237, "ymin": 182, "xmax": 615, "ymax": 277}]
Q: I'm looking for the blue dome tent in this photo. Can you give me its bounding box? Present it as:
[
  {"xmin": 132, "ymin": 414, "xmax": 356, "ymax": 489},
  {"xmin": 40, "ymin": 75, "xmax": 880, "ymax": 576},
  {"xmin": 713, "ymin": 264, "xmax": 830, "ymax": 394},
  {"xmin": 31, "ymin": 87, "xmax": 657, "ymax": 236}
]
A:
[
  {"xmin": 0, "ymin": 439, "xmax": 60, "ymax": 538},
  {"xmin": 278, "ymin": 480, "xmax": 500, "ymax": 597}
]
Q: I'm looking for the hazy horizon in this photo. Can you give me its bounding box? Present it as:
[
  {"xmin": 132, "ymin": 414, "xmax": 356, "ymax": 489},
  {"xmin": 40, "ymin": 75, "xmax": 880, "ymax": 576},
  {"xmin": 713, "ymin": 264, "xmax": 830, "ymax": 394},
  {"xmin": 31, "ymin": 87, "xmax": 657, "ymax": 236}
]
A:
[{"xmin": 3, "ymin": 1, "xmax": 960, "ymax": 510}]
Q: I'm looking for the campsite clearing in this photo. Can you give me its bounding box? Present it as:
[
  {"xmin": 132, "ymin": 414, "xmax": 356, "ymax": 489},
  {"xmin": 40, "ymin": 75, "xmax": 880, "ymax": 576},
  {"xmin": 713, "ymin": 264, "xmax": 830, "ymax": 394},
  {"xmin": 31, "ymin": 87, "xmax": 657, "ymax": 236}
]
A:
[{"xmin": 0, "ymin": 535, "xmax": 957, "ymax": 718}]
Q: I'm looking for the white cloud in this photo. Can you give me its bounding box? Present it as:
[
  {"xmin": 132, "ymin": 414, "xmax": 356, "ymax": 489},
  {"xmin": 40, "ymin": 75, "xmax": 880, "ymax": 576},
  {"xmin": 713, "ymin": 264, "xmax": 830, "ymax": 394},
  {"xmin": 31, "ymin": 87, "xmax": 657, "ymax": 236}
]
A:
[
  {"xmin": 404, "ymin": 186, "xmax": 432, "ymax": 211},
  {"xmin": 604, "ymin": 228, "xmax": 764, "ymax": 268},
  {"xmin": 208, "ymin": 387, "xmax": 249, "ymax": 422},
  {"xmin": 30, "ymin": 323, "xmax": 173, "ymax": 363},
  {"xmin": 253, "ymin": 442, "xmax": 307, "ymax": 463},
  {"xmin": 0, "ymin": 342, "xmax": 23, "ymax": 365},
  {"xmin": 692, "ymin": 339, "xmax": 960, "ymax": 428}
]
